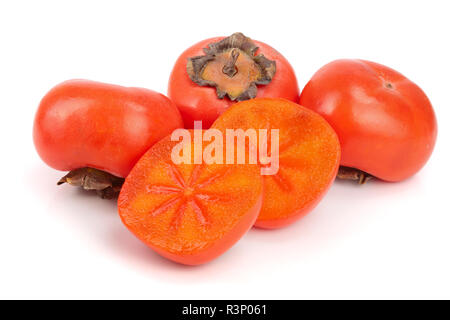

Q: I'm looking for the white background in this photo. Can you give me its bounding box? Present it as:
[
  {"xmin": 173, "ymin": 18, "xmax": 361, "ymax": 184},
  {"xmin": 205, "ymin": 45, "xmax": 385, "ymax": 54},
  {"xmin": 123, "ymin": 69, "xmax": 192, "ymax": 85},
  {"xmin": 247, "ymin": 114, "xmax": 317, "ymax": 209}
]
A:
[{"xmin": 1, "ymin": 0, "xmax": 449, "ymax": 299}]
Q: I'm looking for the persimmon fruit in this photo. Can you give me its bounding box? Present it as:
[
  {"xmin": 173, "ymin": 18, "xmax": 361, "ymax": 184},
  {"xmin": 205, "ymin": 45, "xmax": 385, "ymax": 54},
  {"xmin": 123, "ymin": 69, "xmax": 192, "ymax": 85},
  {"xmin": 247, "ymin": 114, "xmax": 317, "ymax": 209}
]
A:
[
  {"xmin": 168, "ymin": 32, "xmax": 299, "ymax": 128},
  {"xmin": 299, "ymin": 59, "xmax": 437, "ymax": 182},
  {"xmin": 33, "ymin": 80, "xmax": 183, "ymax": 197},
  {"xmin": 211, "ymin": 98, "xmax": 341, "ymax": 229},
  {"xmin": 118, "ymin": 130, "xmax": 263, "ymax": 265}
]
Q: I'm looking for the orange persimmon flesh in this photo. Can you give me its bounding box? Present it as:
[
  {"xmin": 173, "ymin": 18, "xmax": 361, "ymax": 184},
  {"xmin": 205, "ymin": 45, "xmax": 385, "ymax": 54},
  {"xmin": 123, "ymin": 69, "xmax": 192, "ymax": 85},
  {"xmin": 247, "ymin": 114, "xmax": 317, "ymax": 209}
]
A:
[
  {"xmin": 118, "ymin": 130, "xmax": 263, "ymax": 265},
  {"xmin": 211, "ymin": 98, "xmax": 341, "ymax": 229}
]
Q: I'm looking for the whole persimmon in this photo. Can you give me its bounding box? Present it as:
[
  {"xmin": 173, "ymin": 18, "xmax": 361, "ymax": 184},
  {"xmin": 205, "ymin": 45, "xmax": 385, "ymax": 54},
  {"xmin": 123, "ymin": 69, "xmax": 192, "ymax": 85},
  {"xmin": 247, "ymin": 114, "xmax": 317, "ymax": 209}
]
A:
[
  {"xmin": 168, "ymin": 32, "xmax": 299, "ymax": 128},
  {"xmin": 33, "ymin": 80, "xmax": 183, "ymax": 197},
  {"xmin": 299, "ymin": 59, "xmax": 437, "ymax": 183}
]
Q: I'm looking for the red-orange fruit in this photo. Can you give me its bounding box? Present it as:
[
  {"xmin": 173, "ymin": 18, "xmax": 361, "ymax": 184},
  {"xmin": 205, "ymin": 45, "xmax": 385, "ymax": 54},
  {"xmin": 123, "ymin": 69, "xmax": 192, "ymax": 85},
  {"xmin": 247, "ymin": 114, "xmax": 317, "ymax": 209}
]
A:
[
  {"xmin": 118, "ymin": 131, "xmax": 263, "ymax": 265},
  {"xmin": 211, "ymin": 98, "xmax": 341, "ymax": 229}
]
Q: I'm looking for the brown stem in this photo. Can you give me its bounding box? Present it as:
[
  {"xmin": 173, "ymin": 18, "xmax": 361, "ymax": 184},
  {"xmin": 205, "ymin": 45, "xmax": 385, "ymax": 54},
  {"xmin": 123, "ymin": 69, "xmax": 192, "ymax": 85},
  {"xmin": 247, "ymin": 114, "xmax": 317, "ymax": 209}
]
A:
[
  {"xmin": 222, "ymin": 49, "xmax": 240, "ymax": 77},
  {"xmin": 337, "ymin": 166, "xmax": 372, "ymax": 184},
  {"xmin": 186, "ymin": 32, "xmax": 276, "ymax": 101},
  {"xmin": 57, "ymin": 167, "xmax": 124, "ymax": 199}
]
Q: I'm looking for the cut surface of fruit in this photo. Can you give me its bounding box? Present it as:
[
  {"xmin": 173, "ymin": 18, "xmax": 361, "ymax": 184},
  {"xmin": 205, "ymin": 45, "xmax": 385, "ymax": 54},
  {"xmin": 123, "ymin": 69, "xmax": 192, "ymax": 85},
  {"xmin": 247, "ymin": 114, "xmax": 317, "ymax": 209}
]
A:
[
  {"xmin": 118, "ymin": 131, "xmax": 263, "ymax": 265},
  {"xmin": 211, "ymin": 98, "xmax": 341, "ymax": 229}
]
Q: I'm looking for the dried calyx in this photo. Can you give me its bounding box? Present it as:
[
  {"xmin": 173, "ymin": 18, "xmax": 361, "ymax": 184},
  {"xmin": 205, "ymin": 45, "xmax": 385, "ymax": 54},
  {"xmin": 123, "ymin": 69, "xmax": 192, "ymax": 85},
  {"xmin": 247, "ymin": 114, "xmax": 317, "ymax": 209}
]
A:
[
  {"xmin": 187, "ymin": 32, "xmax": 276, "ymax": 101},
  {"xmin": 337, "ymin": 166, "xmax": 372, "ymax": 184},
  {"xmin": 57, "ymin": 167, "xmax": 124, "ymax": 199}
]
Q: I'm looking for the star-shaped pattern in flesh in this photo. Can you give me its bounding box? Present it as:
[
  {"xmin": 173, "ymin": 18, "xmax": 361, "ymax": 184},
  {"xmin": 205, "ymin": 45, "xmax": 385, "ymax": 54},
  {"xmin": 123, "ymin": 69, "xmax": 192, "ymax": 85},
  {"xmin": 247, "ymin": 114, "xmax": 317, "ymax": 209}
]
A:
[{"xmin": 145, "ymin": 163, "xmax": 231, "ymax": 232}]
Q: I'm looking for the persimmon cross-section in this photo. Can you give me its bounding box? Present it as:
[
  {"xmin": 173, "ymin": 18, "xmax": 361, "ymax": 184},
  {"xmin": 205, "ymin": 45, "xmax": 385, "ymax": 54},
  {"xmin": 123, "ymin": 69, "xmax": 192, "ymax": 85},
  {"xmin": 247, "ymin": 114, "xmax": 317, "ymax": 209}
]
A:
[{"xmin": 146, "ymin": 162, "xmax": 231, "ymax": 232}]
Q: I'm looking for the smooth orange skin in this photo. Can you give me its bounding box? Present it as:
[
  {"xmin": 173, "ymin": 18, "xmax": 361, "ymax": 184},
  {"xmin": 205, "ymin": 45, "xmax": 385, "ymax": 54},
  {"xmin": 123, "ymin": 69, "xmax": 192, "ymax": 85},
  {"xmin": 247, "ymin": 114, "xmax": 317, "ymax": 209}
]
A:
[
  {"xmin": 168, "ymin": 37, "xmax": 299, "ymax": 129},
  {"xmin": 299, "ymin": 59, "xmax": 437, "ymax": 182},
  {"xmin": 33, "ymin": 80, "xmax": 183, "ymax": 178},
  {"xmin": 212, "ymin": 98, "xmax": 341, "ymax": 229},
  {"xmin": 118, "ymin": 131, "xmax": 263, "ymax": 265}
]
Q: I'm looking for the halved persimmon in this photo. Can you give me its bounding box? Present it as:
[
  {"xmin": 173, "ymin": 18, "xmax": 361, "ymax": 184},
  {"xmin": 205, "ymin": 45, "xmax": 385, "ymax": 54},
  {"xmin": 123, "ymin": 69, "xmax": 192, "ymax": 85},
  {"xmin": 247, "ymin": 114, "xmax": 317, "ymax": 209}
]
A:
[
  {"xmin": 211, "ymin": 98, "xmax": 341, "ymax": 229},
  {"xmin": 118, "ymin": 130, "xmax": 263, "ymax": 265}
]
